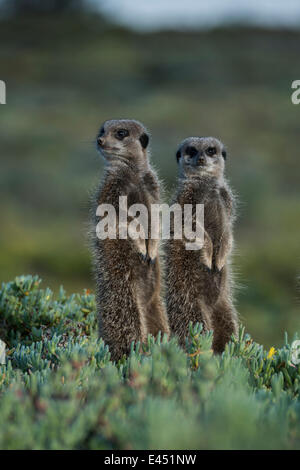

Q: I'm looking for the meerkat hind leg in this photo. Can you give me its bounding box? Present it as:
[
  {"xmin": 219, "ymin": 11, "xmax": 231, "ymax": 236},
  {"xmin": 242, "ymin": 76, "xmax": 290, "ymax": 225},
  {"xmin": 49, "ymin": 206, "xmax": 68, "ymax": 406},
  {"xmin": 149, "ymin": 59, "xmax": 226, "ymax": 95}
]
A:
[
  {"xmin": 145, "ymin": 295, "xmax": 170, "ymax": 339},
  {"xmin": 170, "ymin": 298, "xmax": 213, "ymax": 348},
  {"xmin": 99, "ymin": 287, "xmax": 147, "ymax": 362},
  {"xmin": 212, "ymin": 299, "xmax": 238, "ymax": 354}
]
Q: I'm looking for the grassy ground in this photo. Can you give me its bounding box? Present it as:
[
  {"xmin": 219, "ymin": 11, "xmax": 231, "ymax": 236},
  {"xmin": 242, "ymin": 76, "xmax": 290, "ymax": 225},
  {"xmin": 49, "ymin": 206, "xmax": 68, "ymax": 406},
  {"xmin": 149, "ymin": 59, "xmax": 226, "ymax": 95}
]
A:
[{"xmin": 0, "ymin": 275, "xmax": 300, "ymax": 450}]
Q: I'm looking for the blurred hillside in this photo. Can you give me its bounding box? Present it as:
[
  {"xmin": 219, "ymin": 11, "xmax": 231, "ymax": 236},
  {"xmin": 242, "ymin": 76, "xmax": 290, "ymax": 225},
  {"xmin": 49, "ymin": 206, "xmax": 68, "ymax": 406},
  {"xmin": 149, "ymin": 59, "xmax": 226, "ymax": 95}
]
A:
[{"xmin": 0, "ymin": 13, "xmax": 299, "ymax": 346}]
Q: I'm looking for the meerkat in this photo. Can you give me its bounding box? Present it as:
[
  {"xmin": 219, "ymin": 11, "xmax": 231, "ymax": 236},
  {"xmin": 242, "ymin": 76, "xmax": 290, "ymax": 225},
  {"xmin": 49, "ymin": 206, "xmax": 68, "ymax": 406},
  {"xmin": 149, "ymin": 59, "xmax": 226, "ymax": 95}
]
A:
[
  {"xmin": 92, "ymin": 119, "xmax": 169, "ymax": 361},
  {"xmin": 164, "ymin": 137, "xmax": 239, "ymax": 353}
]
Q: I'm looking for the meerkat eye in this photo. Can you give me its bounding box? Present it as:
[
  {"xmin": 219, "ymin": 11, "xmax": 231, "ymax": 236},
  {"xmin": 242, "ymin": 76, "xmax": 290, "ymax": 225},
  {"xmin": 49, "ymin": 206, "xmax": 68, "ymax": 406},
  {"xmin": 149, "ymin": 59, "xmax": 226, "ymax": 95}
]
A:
[
  {"xmin": 186, "ymin": 146, "xmax": 198, "ymax": 157},
  {"xmin": 116, "ymin": 129, "xmax": 129, "ymax": 140},
  {"xmin": 206, "ymin": 146, "xmax": 216, "ymax": 156}
]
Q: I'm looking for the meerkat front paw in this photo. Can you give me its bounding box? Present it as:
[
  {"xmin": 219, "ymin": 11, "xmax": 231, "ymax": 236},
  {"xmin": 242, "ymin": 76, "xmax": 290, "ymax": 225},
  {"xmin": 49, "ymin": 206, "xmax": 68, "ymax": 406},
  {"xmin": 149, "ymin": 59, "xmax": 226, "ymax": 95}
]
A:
[
  {"xmin": 147, "ymin": 255, "xmax": 156, "ymax": 265},
  {"xmin": 215, "ymin": 243, "xmax": 229, "ymax": 271},
  {"xmin": 147, "ymin": 239, "xmax": 158, "ymax": 265},
  {"xmin": 215, "ymin": 256, "xmax": 226, "ymax": 272},
  {"xmin": 134, "ymin": 238, "xmax": 148, "ymax": 262},
  {"xmin": 138, "ymin": 252, "xmax": 156, "ymax": 265},
  {"xmin": 215, "ymin": 230, "xmax": 233, "ymax": 271},
  {"xmin": 200, "ymin": 231, "xmax": 213, "ymax": 270},
  {"xmin": 138, "ymin": 252, "xmax": 148, "ymax": 263},
  {"xmin": 200, "ymin": 250, "xmax": 213, "ymax": 270},
  {"xmin": 136, "ymin": 242, "xmax": 157, "ymax": 264}
]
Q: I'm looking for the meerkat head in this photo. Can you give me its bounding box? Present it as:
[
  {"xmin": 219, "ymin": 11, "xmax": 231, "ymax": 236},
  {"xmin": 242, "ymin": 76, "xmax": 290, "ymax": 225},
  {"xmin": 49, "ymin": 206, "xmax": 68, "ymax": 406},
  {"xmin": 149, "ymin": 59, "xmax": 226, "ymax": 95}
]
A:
[
  {"xmin": 176, "ymin": 137, "xmax": 227, "ymax": 180},
  {"xmin": 96, "ymin": 119, "xmax": 150, "ymax": 167}
]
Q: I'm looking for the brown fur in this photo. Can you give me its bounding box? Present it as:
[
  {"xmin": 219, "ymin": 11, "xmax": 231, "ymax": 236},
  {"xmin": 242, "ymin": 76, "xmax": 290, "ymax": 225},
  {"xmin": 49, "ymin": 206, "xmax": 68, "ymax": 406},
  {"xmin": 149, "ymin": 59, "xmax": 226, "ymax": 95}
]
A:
[
  {"xmin": 91, "ymin": 119, "xmax": 169, "ymax": 361},
  {"xmin": 165, "ymin": 137, "xmax": 239, "ymax": 353}
]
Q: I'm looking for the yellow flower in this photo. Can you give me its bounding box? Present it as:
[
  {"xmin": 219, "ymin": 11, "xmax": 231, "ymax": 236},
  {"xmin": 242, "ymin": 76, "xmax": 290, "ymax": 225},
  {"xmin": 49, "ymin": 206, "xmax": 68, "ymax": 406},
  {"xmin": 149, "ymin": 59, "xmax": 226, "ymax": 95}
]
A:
[{"xmin": 267, "ymin": 347, "xmax": 276, "ymax": 359}]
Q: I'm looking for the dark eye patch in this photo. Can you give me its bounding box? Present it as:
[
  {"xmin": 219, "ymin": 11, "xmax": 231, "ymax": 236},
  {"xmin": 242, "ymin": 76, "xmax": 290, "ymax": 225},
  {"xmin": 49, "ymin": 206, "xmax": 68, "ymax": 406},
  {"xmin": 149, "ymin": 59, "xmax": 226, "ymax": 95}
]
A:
[
  {"xmin": 116, "ymin": 128, "xmax": 129, "ymax": 140},
  {"xmin": 139, "ymin": 132, "xmax": 149, "ymax": 149},
  {"xmin": 206, "ymin": 146, "xmax": 216, "ymax": 156},
  {"xmin": 98, "ymin": 126, "xmax": 105, "ymax": 137},
  {"xmin": 186, "ymin": 146, "xmax": 198, "ymax": 157}
]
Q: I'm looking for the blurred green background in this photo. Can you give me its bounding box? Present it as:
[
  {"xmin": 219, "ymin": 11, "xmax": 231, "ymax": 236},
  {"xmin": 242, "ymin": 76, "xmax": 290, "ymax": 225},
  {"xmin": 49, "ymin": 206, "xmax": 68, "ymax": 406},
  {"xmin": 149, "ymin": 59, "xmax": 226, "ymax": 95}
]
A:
[{"xmin": 0, "ymin": 1, "xmax": 299, "ymax": 347}]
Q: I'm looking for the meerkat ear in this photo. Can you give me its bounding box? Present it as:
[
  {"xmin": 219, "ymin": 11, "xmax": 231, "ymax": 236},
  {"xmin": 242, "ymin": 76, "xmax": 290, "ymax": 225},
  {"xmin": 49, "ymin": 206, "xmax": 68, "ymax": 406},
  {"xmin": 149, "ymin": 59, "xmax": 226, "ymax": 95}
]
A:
[
  {"xmin": 139, "ymin": 133, "xmax": 149, "ymax": 149},
  {"xmin": 222, "ymin": 150, "xmax": 227, "ymax": 160},
  {"xmin": 176, "ymin": 150, "xmax": 181, "ymax": 162}
]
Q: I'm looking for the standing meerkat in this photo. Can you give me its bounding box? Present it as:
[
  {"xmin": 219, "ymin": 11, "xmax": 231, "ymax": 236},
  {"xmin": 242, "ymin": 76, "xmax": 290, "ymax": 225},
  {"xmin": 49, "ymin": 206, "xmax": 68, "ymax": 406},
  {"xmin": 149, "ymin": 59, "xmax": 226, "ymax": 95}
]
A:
[
  {"xmin": 165, "ymin": 137, "xmax": 238, "ymax": 353},
  {"xmin": 92, "ymin": 119, "xmax": 169, "ymax": 361}
]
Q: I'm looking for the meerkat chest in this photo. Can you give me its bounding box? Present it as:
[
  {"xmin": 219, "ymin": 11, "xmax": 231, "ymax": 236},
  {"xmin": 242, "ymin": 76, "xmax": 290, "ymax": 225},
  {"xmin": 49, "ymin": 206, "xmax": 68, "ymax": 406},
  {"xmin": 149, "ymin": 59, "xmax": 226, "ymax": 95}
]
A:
[{"xmin": 127, "ymin": 179, "xmax": 156, "ymax": 211}]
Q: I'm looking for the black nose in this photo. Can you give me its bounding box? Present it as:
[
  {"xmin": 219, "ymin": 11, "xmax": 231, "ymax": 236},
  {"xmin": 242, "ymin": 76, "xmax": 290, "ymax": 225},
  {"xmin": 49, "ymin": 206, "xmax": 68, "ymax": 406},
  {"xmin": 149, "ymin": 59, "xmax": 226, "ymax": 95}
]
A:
[
  {"xmin": 97, "ymin": 137, "xmax": 104, "ymax": 146},
  {"xmin": 197, "ymin": 155, "xmax": 205, "ymax": 165}
]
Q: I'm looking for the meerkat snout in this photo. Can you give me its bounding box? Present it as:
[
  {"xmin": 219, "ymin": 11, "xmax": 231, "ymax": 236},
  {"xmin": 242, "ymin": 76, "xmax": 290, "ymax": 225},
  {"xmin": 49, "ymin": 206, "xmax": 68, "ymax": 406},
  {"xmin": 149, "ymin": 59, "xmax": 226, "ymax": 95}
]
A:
[{"xmin": 196, "ymin": 154, "xmax": 206, "ymax": 166}]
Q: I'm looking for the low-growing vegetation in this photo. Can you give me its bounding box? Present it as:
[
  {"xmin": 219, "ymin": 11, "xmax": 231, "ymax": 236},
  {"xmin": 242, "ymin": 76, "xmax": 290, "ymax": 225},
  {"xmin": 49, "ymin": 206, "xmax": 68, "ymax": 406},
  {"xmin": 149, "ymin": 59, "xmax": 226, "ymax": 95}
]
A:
[{"xmin": 0, "ymin": 275, "xmax": 299, "ymax": 449}]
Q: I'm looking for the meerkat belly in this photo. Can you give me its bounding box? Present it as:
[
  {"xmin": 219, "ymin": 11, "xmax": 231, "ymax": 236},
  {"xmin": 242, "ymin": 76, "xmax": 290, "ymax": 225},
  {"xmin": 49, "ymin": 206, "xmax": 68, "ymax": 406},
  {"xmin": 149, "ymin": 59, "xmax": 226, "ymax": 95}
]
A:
[
  {"xmin": 132, "ymin": 189, "xmax": 159, "ymax": 301},
  {"xmin": 171, "ymin": 242, "xmax": 220, "ymax": 305},
  {"xmin": 135, "ymin": 264, "xmax": 157, "ymax": 304},
  {"xmin": 193, "ymin": 197, "xmax": 225, "ymax": 303}
]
